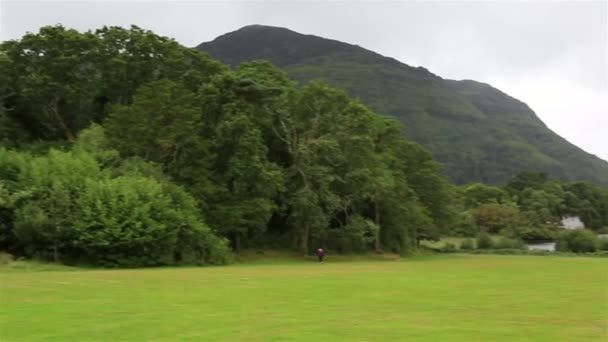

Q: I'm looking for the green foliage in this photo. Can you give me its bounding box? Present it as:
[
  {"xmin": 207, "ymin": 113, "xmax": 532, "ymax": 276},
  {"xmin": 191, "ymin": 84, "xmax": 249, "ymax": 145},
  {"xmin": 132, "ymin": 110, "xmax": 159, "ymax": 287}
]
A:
[
  {"xmin": 322, "ymin": 215, "xmax": 377, "ymax": 253},
  {"xmin": 4, "ymin": 24, "xmax": 608, "ymax": 266},
  {"xmin": 105, "ymin": 80, "xmax": 203, "ymax": 165},
  {"xmin": 471, "ymin": 203, "xmax": 520, "ymax": 234},
  {"xmin": 561, "ymin": 181, "xmax": 608, "ymax": 230},
  {"xmin": 460, "ymin": 238, "xmax": 475, "ymax": 250},
  {"xmin": 505, "ymin": 171, "xmax": 549, "ymax": 193},
  {"xmin": 2, "ymin": 147, "xmax": 230, "ymax": 266},
  {"xmin": 510, "ymin": 225, "xmax": 558, "ymax": 242},
  {"xmin": 555, "ymin": 230, "xmax": 599, "ymax": 253},
  {"xmin": 73, "ymin": 176, "xmax": 230, "ymax": 267},
  {"xmin": 450, "ymin": 210, "xmax": 479, "ymax": 237},
  {"xmin": 477, "ymin": 233, "xmax": 494, "ymax": 249},
  {"xmin": 3, "ymin": 25, "xmax": 455, "ymax": 261},
  {"xmin": 461, "ymin": 183, "xmax": 511, "ymax": 208},
  {"xmin": 495, "ymin": 237, "xmax": 525, "ymax": 250},
  {"xmin": 599, "ymin": 238, "xmax": 608, "ymax": 251},
  {"xmin": 440, "ymin": 242, "xmax": 458, "ymax": 253},
  {"xmin": 0, "ymin": 24, "xmax": 225, "ymax": 145}
]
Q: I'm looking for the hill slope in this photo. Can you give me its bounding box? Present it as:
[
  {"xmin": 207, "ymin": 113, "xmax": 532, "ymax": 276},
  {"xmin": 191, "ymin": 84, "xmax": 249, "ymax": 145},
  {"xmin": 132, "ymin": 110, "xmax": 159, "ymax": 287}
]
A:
[{"xmin": 197, "ymin": 25, "xmax": 608, "ymax": 186}]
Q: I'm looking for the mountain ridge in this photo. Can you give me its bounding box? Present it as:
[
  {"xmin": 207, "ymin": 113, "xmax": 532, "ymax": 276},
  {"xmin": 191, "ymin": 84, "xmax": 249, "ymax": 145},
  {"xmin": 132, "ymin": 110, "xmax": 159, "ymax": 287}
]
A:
[{"xmin": 197, "ymin": 25, "xmax": 608, "ymax": 186}]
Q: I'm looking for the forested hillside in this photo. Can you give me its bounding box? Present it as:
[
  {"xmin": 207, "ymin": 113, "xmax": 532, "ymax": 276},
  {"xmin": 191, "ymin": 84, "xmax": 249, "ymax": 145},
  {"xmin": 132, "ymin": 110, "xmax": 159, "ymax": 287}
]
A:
[
  {"xmin": 198, "ymin": 25, "xmax": 608, "ymax": 186},
  {"xmin": 1, "ymin": 25, "xmax": 607, "ymax": 267}
]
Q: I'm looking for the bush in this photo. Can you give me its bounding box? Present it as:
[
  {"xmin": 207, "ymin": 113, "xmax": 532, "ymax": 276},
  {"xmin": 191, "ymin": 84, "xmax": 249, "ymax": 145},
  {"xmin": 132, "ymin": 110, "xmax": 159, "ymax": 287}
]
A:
[
  {"xmin": 451, "ymin": 211, "xmax": 479, "ymax": 237},
  {"xmin": 495, "ymin": 237, "xmax": 526, "ymax": 250},
  {"xmin": 460, "ymin": 239, "xmax": 475, "ymax": 250},
  {"xmin": 0, "ymin": 251, "xmax": 14, "ymax": 265},
  {"xmin": 512, "ymin": 225, "xmax": 557, "ymax": 241},
  {"xmin": 477, "ymin": 233, "xmax": 494, "ymax": 249},
  {"xmin": 555, "ymin": 229, "xmax": 599, "ymax": 253},
  {"xmin": 72, "ymin": 176, "xmax": 232, "ymax": 267},
  {"xmin": 599, "ymin": 238, "xmax": 608, "ymax": 251},
  {"xmin": 7, "ymin": 148, "xmax": 232, "ymax": 267},
  {"xmin": 441, "ymin": 242, "xmax": 458, "ymax": 253}
]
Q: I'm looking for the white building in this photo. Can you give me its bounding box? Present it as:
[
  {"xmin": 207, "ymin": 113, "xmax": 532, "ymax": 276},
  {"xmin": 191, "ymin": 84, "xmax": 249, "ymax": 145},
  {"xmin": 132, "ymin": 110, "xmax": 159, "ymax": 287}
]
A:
[{"xmin": 560, "ymin": 216, "xmax": 585, "ymax": 230}]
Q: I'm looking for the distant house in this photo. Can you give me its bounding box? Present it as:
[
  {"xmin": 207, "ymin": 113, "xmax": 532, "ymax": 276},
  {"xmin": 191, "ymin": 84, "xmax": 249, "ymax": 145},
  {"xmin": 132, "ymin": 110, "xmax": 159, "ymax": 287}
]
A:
[{"xmin": 560, "ymin": 216, "xmax": 585, "ymax": 230}]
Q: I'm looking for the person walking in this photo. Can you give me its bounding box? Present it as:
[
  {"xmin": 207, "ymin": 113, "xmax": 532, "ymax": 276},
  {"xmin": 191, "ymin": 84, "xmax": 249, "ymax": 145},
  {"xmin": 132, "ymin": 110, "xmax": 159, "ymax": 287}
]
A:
[{"xmin": 317, "ymin": 248, "xmax": 325, "ymax": 263}]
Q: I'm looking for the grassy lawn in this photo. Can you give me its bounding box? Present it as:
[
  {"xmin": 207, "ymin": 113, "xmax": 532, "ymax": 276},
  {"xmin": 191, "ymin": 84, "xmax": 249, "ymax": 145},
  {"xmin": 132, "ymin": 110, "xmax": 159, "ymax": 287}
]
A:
[{"xmin": 1, "ymin": 255, "xmax": 606, "ymax": 341}]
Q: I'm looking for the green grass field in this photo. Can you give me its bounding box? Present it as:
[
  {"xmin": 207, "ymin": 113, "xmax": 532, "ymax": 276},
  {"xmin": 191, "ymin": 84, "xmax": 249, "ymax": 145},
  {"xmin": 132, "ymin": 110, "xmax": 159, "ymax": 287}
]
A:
[{"xmin": 1, "ymin": 255, "xmax": 606, "ymax": 341}]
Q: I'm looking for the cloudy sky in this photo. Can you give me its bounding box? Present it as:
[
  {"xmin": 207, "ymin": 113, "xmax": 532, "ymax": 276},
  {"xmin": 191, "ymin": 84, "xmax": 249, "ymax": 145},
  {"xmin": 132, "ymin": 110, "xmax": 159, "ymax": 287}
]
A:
[{"xmin": 1, "ymin": 1, "xmax": 607, "ymax": 160}]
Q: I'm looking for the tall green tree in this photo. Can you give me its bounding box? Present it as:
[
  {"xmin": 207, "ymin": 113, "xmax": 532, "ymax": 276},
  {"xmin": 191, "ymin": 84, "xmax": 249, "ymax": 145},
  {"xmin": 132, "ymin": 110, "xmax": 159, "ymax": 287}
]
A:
[
  {"xmin": 0, "ymin": 25, "xmax": 226, "ymax": 145},
  {"xmin": 1, "ymin": 26, "xmax": 100, "ymax": 142},
  {"xmin": 272, "ymin": 82, "xmax": 351, "ymax": 251}
]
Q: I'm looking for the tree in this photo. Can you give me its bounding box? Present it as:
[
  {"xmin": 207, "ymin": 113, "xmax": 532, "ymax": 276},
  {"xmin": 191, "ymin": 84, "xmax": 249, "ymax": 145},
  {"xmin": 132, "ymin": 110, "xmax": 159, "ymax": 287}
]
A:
[
  {"xmin": 506, "ymin": 171, "xmax": 549, "ymax": 193},
  {"xmin": 11, "ymin": 149, "xmax": 100, "ymax": 261},
  {"xmin": 15, "ymin": 183, "xmax": 73, "ymax": 262},
  {"xmin": 197, "ymin": 65, "xmax": 289, "ymax": 250},
  {"xmin": 461, "ymin": 183, "xmax": 511, "ymax": 208},
  {"xmin": 338, "ymin": 105, "xmax": 396, "ymax": 251},
  {"xmin": 472, "ymin": 203, "xmax": 520, "ymax": 234},
  {"xmin": 0, "ymin": 25, "xmax": 227, "ymax": 144},
  {"xmin": 518, "ymin": 187, "xmax": 564, "ymax": 225},
  {"xmin": 94, "ymin": 25, "xmax": 226, "ymax": 103},
  {"xmin": 562, "ymin": 181, "xmax": 607, "ymax": 229},
  {"xmin": 1, "ymin": 25, "xmax": 101, "ymax": 142},
  {"xmin": 206, "ymin": 111, "xmax": 283, "ymax": 250},
  {"xmin": 105, "ymin": 79, "xmax": 218, "ymax": 202},
  {"xmin": 271, "ymin": 82, "xmax": 350, "ymax": 252}
]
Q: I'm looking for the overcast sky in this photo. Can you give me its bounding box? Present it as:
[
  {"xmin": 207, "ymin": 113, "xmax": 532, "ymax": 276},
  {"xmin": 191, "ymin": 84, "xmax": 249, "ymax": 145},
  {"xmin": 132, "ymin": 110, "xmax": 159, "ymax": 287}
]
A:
[{"xmin": 1, "ymin": 1, "xmax": 607, "ymax": 161}]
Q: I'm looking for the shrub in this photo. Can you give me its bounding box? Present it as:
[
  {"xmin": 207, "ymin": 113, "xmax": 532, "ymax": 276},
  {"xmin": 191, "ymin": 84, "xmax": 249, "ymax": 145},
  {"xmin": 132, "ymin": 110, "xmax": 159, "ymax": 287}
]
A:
[
  {"xmin": 555, "ymin": 229, "xmax": 599, "ymax": 253},
  {"xmin": 460, "ymin": 239, "xmax": 475, "ymax": 250},
  {"xmin": 72, "ymin": 176, "xmax": 232, "ymax": 267},
  {"xmin": 0, "ymin": 251, "xmax": 14, "ymax": 265},
  {"xmin": 599, "ymin": 238, "xmax": 608, "ymax": 251},
  {"xmin": 495, "ymin": 237, "xmax": 526, "ymax": 250},
  {"xmin": 441, "ymin": 243, "xmax": 458, "ymax": 253},
  {"xmin": 451, "ymin": 211, "xmax": 479, "ymax": 237},
  {"xmin": 512, "ymin": 225, "xmax": 558, "ymax": 241},
  {"xmin": 477, "ymin": 233, "xmax": 494, "ymax": 249}
]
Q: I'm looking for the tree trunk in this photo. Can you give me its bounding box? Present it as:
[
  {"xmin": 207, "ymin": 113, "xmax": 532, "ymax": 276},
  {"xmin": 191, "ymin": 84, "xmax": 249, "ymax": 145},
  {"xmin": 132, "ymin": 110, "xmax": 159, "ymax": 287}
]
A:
[
  {"xmin": 299, "ymin": 224, "xmax": 309, "ymax": 254},
  {"xmin": 46, "ymin": 98, "xmax": 76, "ymax": 143},
  {"xmin": 374, "ymin": 200, "xmax": 381, "ymax": 252},
  {"xmin": 234, "ymin": 232, "xmax": 241, "ymax": 252},
  {"xmin": 52, "ymin": 240, "xmax": 59, "ymax": 263},
  {"xmin": 291, "ymin": 233, "xmax": 299, "ymax": 250}
]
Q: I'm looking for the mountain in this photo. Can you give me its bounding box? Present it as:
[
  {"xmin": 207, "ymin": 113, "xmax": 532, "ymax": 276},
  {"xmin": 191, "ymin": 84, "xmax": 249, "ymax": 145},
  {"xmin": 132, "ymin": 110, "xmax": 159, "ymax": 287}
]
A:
[{"xmin": 197, "ymin": 25, "xmax": 608, "ymax": 186}]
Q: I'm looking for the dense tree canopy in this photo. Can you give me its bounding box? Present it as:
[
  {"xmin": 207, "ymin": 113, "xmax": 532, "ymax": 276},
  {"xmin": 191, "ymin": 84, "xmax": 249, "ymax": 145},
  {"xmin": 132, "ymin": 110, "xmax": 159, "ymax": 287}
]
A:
[
  {"xmin": 1, "ymin": 25, "xmax": 606, "ymax": 266},
  {"xmin": 0, "ymin": 25, "xmax": 457, "ymax": 264}
]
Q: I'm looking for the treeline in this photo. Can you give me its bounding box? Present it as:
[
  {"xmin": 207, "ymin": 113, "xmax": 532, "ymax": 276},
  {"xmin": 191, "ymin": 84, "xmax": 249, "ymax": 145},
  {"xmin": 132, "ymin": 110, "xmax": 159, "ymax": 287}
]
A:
[
  {"xmin": 454, "ymin": 172, "xmax": 608, "ymax": 240},
  {"xmin": 0, "ymin": 26, "xmax": 606, "ymax": 267},
  {"xmin": 0, "ymin": 25, "xmax": 452, "ymax": 266}
]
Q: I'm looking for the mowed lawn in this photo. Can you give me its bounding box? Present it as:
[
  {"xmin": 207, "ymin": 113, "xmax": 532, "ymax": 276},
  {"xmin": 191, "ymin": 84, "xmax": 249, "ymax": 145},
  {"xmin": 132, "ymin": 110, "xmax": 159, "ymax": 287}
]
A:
[{"xmin": 1, "ymin": 255, "xmax": 606, "ymax": 341}]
